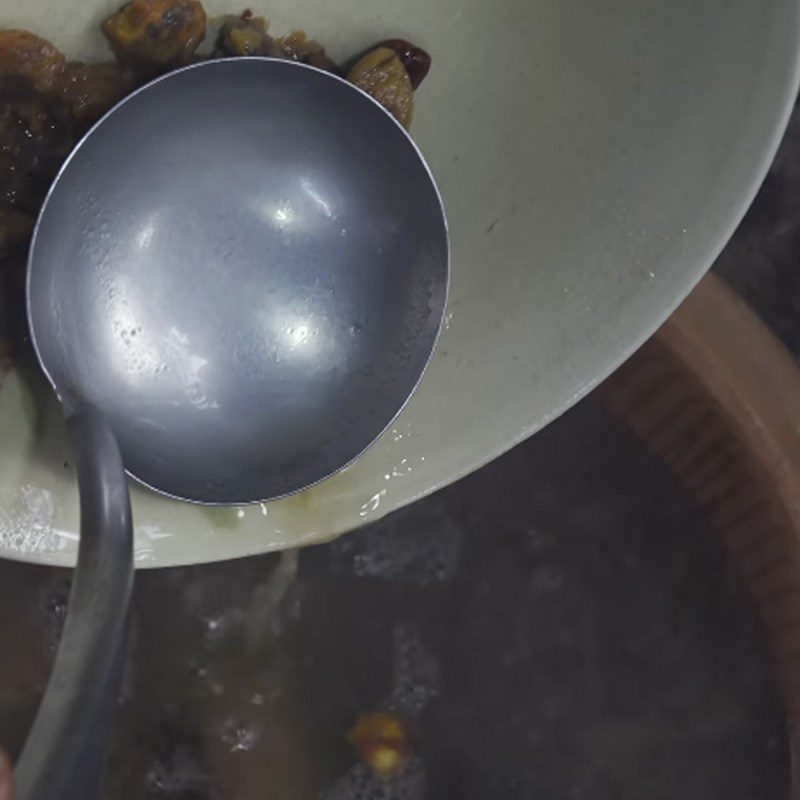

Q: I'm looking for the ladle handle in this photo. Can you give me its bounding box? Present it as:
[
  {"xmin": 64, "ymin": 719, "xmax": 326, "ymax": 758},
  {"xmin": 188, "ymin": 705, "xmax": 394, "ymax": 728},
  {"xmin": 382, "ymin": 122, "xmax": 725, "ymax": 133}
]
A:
[{"xmin": 15, "ymin": 404, "xmax": 134, "ymax": 800}]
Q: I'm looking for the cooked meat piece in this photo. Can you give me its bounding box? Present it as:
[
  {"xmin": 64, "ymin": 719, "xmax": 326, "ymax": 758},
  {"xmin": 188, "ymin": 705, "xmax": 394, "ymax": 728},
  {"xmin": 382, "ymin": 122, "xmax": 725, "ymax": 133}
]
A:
[
  {"xmin": 62, "ymin": 62, "xmax": 135, "ymax": 127},
  {"xmin": 347, "ymin": 46, "xmax": 413, "ymax": 128},
  {"xmin": 273, "ymin": 30, "xmax": 337, "ymax": 72},
  {"xmin": 101, "ymin": 0, "xmax": 206, "ymax": 72},
  {"xmin": 374, "ymin": 39, "xmax": 430, "ymax": 90},
  {"xmin": 347, "ymin": 712, "xmax": 411, "ymax": 778},
  {"xmin": 0, "ymin": 76, "xmax": 73, "ymax": 213},
  {"xmin": 0, "ymin": 29, "xmax": 66, "ymax": 94},
  {"xmin": 215, "ymin": 12, "xmax": 337, "ymax": 72},
  {"xmin": 214, "ymin": 11, "xmax": 274, "ymax": 56}
]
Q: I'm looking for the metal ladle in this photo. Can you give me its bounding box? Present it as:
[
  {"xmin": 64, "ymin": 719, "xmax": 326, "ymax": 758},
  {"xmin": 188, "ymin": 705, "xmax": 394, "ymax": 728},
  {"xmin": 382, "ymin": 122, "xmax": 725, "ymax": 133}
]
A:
[{"xmin": 15, "ymin": 58, "xmax": 448, "ymax": 800}]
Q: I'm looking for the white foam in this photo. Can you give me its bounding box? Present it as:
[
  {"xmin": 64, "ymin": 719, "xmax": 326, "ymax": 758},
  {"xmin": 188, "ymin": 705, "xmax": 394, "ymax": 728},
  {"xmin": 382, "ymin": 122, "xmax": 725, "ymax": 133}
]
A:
[
  {"xmin": 336, "ymin": 504, "xmax": 462, "ymax": 586},
  {"xmin": 388, "ymin": 623, "xmax": 440, "ymax": 718}
]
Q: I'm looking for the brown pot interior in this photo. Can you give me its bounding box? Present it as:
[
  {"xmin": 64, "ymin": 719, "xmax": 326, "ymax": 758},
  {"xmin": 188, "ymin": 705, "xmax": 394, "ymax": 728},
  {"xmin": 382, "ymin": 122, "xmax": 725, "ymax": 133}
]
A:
[{"xmin": 599, "ymin": 274, "xmax": 800, "ymax": 797}]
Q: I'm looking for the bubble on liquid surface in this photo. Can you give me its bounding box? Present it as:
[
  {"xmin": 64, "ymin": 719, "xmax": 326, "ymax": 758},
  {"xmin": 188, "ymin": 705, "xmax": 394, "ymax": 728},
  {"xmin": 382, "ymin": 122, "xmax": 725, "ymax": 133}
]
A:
[
  {"xmin": 35, "ymin": 576, "xmax": 71, "ymax": 655},
  {"xmin": 220, "ymin": 716, "xmax": 259, "ymax": 753},
  {"xmin": 145, "ymin": 745, "xmax": 212, "ymax": 796}
]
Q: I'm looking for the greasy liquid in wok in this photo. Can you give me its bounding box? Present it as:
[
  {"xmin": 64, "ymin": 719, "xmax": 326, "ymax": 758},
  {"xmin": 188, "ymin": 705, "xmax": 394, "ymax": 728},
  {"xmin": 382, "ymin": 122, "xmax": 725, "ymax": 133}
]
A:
[{"xmin": 0, "ymin": 399, "xmax": 786, "ymax": 797}]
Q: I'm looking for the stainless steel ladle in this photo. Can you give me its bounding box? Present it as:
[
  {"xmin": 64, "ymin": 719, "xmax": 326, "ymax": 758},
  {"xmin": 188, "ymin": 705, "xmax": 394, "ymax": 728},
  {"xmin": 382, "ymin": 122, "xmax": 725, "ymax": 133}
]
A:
[{"xmin": 16, "ymin": 57, "xmax": 448, "ymax": 799}]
